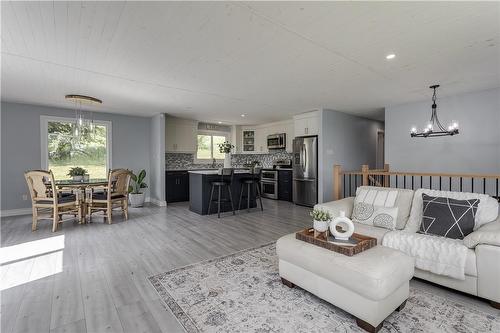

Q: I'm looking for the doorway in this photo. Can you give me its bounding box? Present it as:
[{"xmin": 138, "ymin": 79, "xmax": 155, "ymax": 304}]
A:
[{"xmin": 376, "ymin": 130, "xmax": 385, "ymax": 169}]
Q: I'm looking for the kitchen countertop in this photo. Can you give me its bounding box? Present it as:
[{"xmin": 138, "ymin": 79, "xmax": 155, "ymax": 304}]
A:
[
  {"xmin": 167, "ymin": 167, "xmax": 292, "ymax": 172},
  {"xmin": 166, "ymin": 168, "xmax": 217, "ymax": 172},
  {"xmin": 167, "ymin": 167, "xmax": 251, "ymax": 172},
  {"xmin": 188, "ymin": 169, "xmax": 251, "ymax": 175},
  {"xmin": 261, "ymin": 168, "xmax": 293, "ymax": 171}
]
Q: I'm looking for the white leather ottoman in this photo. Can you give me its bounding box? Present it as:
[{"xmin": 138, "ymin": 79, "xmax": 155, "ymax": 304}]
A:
[{"xmin": 276, "ymin": 233, "xmax": 415, "ymax": 332}]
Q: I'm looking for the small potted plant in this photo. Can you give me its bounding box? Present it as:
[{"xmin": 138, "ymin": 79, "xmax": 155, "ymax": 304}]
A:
[
  {"xmin": 67, "ymin": 167, "xmax": 88, "ymax": 182},
  {"xmin": 128, "ymin": 169, "xmax": 148, "ymax": 207},
  {"xmin": 217, "ymin": 141, "xmax": 234, "ymax": 168},
  {"xmin": 310, "ymin": 208, "xmax": 332, "ymax": 236}
]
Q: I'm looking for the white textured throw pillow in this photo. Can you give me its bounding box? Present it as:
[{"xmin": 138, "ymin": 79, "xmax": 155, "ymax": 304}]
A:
[
  {"xmin": 351, "ymin": 189, "xmax": 399, "ymax": 230},
  {"xmin": 405, "ymin": 189, "xmax": 499, "ymax": 233},
  {"xmin": 356, "ymin": 186, "xmax": 414, "ymax": 230}
]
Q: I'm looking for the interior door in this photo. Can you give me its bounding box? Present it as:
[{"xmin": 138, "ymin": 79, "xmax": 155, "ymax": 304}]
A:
[{"xmin": 376, "ymin": 131, "xmax": 385, "ymax": 169}]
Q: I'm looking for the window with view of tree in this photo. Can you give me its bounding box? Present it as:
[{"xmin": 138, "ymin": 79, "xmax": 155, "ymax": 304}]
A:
[
  {"xmin": 196, "ymin": 134, "xmax": 226, "ymax": 161},
  {"xmin": 43, "ymin": 117, "xmax": 110, "ymax": 180}
]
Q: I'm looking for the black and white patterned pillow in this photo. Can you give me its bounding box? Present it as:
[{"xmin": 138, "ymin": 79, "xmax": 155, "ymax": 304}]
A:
[
  {"xmin": 352, "ymin": 202, "xmax": 398, "ymax": 230},
  {"xmin": 419, "ymin": 194, "xmax": 479, "ymax": 240}
]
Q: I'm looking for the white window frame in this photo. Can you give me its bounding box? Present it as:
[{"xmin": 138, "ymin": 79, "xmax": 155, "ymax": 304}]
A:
[
  {"xmin": 40, "ymin": 115, "xmax": 112, "ymax": 173},
  {"xmin": 194, "ymin": 130, "xmax": 228, "ymax": 164}
]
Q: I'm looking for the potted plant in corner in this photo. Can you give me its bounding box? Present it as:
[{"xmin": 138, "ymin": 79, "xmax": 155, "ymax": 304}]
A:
[
  {"xmin": 310, "ymin": 208, "xmax": 332, "ymax": 238},
  {"xmin": 218, "ymin": 141, "xmax": 234, "ymax": 168},
  {"xmin": 67, "ymin": 167, "xmax": 88, "ymax": 182},
  {"xmin": 129, "ymin": 169, "xmax": 148, "ymax": 207}
]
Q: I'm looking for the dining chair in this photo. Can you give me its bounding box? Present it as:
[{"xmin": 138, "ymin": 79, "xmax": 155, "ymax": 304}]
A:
[
  {"xmin": 24, "ymin": 169, "xmax": 81, "ymax": 232},
  {"xmin": 87, "ymin": 169, "xmax": 132, "ymax": 223}
]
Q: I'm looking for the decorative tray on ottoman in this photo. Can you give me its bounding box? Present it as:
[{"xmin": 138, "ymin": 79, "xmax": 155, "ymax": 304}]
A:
[{"xmin": 295, "ymin": 228, "xmax": 377, "ymax": 256}]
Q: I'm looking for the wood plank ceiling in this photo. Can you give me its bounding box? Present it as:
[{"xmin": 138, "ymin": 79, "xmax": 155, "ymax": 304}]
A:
[{"xmin": 1, "ymin": 1, "xmax": 499, "ymax": 123}]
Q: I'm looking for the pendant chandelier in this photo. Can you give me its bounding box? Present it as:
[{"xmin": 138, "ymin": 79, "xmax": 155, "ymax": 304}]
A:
[
  {"xmin": 410, "ymin": 85, "xmax": 459, "ymax": 138},
  {"xmin": 65, "ymin": 94, "xmax": 102, "ymax": 138}
]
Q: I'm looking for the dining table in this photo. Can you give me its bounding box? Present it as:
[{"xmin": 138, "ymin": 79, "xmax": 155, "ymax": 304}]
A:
[{"xmin": 55, "ymin": 179, "xmax": 108, "ymax": 223}]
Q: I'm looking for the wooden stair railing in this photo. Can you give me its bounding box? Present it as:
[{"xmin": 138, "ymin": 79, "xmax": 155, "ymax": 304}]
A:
[
  {"xmin": 368, "ymin": 175, "xmax": 383, "ymax": 187},
  {"xmin": 333, "ymin": 164, "xmax": 500, "ymax": 201}
]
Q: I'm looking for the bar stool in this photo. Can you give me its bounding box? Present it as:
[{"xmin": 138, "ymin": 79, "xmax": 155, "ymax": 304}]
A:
[
  {"xmin": 208, "ymin": 168, "xmax": 235, "ymax": 218},
  {"xmin": 238, "ymin": 167, "xmax": 263, "ymax": 212}
]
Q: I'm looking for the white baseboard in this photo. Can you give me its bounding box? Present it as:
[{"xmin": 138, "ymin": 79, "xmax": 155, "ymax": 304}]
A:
[
  {"xmin": 1, "ymin": 197, "xmax": 168, "ymax": 217},
  {"xmin": 1, "ymin": 208, "xmax": 32, "ymax": 217}
]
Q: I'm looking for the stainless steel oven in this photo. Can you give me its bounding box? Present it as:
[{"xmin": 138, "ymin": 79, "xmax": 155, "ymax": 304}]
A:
[
  {"xmin": 267, "ymin": 133, "xmax": 286, "ymax": 150},
  {"xmin": 261, "ymin": 170, "xmax": 278, "ymax": 199}
]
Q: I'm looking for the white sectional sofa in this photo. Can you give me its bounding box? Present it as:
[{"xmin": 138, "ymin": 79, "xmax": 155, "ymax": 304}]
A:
[{"xmin": 315, "ymin": 186, "xmax": 500, "ymax": 308}]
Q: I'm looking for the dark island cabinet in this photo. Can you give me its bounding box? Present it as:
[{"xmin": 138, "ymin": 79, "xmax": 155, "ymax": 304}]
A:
[
  {"xmin": 278, "ymin": 170, "xmax": 293, "ymax": 202},
  {"xmin": 166, "ymin": 171, "xmax": 189, "ymax": 203},
  {"xmin": 189, "ymin": 172, "xmax": 256, "ymax": 215}
]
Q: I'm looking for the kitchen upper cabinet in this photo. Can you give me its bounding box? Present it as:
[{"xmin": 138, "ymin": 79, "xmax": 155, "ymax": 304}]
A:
[
  {"xmin": 241, "ymin": 127, "xmax": 256, "ymax": 153},
  {"xmin": 165, "ymin": 116, "xmax": 197, "ymax": 152},
  {"xmin": 283, "ymin": 121, "xmax": 294, "ymax": 153},
  {"xmin": 231, "ymin": 125, "xmax": 242, "ymax": 153},
  {"xmin": 254, "ymin": 128, "xmax": 266, "ymax": 153},
  {"xmin": 239, "ymin": 120, "xmax": 294, "ymax": 154},
  {"xmin": 294, "ymin": 112, "xmax": 320, "ymax": 137}
]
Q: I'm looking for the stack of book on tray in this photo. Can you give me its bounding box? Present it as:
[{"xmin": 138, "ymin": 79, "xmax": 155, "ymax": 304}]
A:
[{"xmin": 327, "ymin": 236, "xmax": 359, "ymax": 247}]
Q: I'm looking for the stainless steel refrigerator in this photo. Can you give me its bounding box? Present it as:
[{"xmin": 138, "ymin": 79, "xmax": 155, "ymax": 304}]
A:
[{"xmin": 293, "ymin": 136, "xmax": 318, "ymax": 207}]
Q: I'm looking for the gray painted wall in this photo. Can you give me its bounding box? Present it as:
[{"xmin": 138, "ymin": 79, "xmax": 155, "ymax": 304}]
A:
[
  {"xmin": 319, "ymin": 109, "xmax": 384, "ymax": 203},
  {"xmin": 149, "ymin": 114, "xmax": 165, "ymax": 205},
  {"xmin": 385, "ymin": 88, "xmax": 500, "ymax": 174},
  {"xmin": 1, "ymin": 102, "xmax": 151, "ymax": 211}
]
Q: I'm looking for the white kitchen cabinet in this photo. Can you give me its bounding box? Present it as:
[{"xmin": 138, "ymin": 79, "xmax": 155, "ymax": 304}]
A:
[
  {"xmin": 231, "ymin": 125, "xmax": 242, "ymax": 153},
  {"xmin": 263, "ymin": 121, "xmax": 294, "ymax": 153},
  {"xmin": 284, "ymin": 121, "xmax": 294, "ymax": 153},
  {"xmin": 254, "ymin": 128, "xmax": 266, "ymax": 153},
  {"xmin": 241, "ymin": 128, "xmax": 256, "ymax": 153},
  {"xmin": 238, "ymin": 120, "xmax": 295, "ymax": 154},
  {"xmin": 294, "ymin": 112, "xmax": 320, "ymax": 137},
  {"xmin": 165, "ymin": 116, "xmax": 198, "ymax": 153}
]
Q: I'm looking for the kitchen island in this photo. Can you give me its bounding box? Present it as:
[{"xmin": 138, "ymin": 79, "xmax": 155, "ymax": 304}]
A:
[{"xmin": 189, "ymin": 170, "xmax": 257, "ymax": 215}]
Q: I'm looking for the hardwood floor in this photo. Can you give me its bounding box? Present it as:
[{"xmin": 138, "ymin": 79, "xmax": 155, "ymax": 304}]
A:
[
  {"xmin": 1, "ymin": 200, "xmax": 312, "ymax": 333},
  {"xmin": 2, "ymin": 200, "xmax": 496, "ymax": 333}
]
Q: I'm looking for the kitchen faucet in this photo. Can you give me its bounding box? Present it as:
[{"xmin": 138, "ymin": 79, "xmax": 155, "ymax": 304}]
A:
[{"xmin": 211, "ymin": 158, "xmax": 216, "ymax": 168}]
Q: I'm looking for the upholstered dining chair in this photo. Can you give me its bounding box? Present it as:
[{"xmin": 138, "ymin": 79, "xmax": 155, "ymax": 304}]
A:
[
  {"xmin": 24, "ymin": 170, "xmax": 81, "ymax": 232},
  {"xmin": 87, "ymin": 168, "xmax": 132, "ymax": 223}
]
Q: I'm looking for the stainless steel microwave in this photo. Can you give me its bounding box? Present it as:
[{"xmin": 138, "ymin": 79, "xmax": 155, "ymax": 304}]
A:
[{"xmin": 267, "ymin": 133, "xmax": 286, "ymax": 149}]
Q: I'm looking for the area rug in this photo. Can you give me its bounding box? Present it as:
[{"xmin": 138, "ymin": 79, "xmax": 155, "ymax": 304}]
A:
[{"xmin": 148, "ymin": 244, "xmax": 500, "ymax": 332}]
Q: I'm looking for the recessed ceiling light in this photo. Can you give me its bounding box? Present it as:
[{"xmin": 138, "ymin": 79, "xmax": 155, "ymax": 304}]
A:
[
  {"xmin": 218, "ymin": 121, "xmax": 222, "ymax": 124},
  {"xmin": 386, "ymin": 54, "xmax": 396, "ymax": 60},
  {"xmin": 241, "ymin": 114, "xmax": 245, "ymax": 117}
]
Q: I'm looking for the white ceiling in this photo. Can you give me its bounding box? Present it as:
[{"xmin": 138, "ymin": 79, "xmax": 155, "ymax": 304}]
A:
[{"xmin": 1, "ymin": 1, "xmax": 499, "ymax": 123}]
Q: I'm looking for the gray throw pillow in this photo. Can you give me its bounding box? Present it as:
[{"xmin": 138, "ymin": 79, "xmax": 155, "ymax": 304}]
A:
[{"xmin": 419, "ymin": 193, "xmax": 479, "ymax": 240}]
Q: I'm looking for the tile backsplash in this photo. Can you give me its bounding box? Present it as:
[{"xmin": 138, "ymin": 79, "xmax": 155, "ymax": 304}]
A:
[
  {"xmin": 166, "ymin": 151, "xmax": 293, "ymax": 170},
  {"xmin": 166, "ymin": 153, "xmax": 222, "ymax": 170},
  {"xmin": 231, "ymin": 151, "xmax": 293, "ymax": 168}
]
